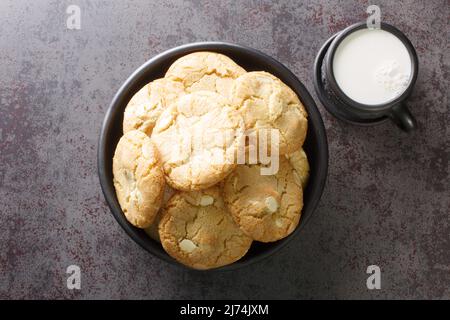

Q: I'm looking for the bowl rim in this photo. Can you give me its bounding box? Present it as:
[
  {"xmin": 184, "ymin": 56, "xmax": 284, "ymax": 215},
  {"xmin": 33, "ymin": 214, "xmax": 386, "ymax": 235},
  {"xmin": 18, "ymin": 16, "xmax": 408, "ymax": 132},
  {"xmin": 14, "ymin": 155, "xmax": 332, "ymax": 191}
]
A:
[{"xmin": 98, "ymin": 41, "xmax": 329, "ymax": 272}]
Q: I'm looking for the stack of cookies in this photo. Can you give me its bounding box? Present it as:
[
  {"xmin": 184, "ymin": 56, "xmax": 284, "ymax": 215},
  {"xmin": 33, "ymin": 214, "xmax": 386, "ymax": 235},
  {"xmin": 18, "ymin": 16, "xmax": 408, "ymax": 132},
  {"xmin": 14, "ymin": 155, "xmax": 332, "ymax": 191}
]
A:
[{"xmin": 113, "ymin": 52, "xmax": 309, "ymax": 269}]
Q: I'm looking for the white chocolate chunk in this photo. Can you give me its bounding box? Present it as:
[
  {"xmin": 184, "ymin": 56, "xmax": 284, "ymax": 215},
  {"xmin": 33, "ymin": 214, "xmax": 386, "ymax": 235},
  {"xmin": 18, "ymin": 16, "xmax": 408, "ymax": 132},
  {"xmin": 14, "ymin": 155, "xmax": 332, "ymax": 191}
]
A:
[
  {"xmin": 293, "ymin": 107, "xmax": 302, "ymax": 117},
  {"xmin": 200, "ymin": 195, "xmax": 214, "ymax": 206},
  {"xmin": 264, "ymin": 196, "xmax": 279, "ymax": 213},
  {"xmin": 124, "ymin": 170, "xmax": 137, "ymax": 194},
  {"xmin": 124, "ymin": 170, "xmax": 135, "ymax": 184},
  {"xmin": 275, "ymin": 218, "xmax": 284, "ymax": 227},
  {"xmin": 179, "ymin": 239, "xmax": 197, "ymax": 253}
]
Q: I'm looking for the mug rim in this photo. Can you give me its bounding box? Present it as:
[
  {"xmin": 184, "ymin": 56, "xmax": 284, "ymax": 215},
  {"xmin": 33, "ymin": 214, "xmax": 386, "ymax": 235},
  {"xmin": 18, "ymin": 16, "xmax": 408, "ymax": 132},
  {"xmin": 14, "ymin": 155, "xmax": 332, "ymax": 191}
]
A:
[{"xmin": 325, "ymin": 21, "xmax": 419, "ymax": 113}]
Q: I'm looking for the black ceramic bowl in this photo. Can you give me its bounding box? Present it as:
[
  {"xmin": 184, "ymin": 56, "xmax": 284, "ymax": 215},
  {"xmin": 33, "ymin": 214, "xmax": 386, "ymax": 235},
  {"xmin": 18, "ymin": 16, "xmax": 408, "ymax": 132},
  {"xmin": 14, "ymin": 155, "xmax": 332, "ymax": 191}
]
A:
[{"xmin": 98, "ymin": 42, "xmax": 328, "ymax": 271}]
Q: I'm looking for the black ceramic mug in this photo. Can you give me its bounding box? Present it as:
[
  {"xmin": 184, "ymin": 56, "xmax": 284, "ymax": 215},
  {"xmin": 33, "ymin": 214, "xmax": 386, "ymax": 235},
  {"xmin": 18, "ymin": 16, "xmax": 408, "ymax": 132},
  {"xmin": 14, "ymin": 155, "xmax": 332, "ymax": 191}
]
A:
[{"xmin": 321, "ymin": 22, "xmax": 418, "ymax": 132}]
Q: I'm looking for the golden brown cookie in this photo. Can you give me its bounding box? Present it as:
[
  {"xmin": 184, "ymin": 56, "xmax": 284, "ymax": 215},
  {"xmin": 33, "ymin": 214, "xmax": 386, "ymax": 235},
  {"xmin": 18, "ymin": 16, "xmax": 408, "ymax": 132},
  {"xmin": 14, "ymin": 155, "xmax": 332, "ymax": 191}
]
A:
[
  {"xmin": 112, "ymin": 130, "xmax": 165, "ymax": 228},
  {"xmin": 151, "ymin": 91, "xmax": 245, "ymax": 191},
  {"xmin": 159, "ymin": 186, "xmax": 252, "ymax": 270},
  {"xmin": 223, "ymin": 157, "xmax": 303, "ymax": 242},
  {"xmin": 285, "ymin": 148, "xmax": 310, "ymax": 189},
  {"xmin": 144, "ymin": 185, "xmax": 176, "ymax": 242},
  {"xmin": 123, "ymin": 78, "xmax": 184, "ymax": 135},
  {"xmin": 231, "ymin": 71, "xmax": 308, "ymax": 155},
  {"xmin": 165, "ymin": 51, "xmax": 246, "ymax": 98}
]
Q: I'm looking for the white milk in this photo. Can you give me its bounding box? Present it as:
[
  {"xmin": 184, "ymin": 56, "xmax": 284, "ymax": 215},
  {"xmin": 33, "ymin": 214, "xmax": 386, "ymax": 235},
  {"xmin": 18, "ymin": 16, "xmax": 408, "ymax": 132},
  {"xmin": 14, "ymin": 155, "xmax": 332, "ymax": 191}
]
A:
[{"xmin": 332, "ymin": 28, "xmax": 412, "ymax": 105}]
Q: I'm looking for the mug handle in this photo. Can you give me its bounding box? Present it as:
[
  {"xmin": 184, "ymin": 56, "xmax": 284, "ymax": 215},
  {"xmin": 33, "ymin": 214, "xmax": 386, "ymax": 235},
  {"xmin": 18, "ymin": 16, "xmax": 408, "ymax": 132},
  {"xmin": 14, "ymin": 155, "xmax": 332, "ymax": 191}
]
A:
[{"xmin": 389, "ymin": 103, "xmax": 417, "ymax": 132}]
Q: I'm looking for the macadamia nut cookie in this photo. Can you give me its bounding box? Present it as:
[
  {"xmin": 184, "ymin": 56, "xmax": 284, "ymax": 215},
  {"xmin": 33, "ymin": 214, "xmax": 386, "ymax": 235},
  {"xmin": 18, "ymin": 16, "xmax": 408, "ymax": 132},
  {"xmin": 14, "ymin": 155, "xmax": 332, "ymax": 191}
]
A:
[
  {"xmin": 231, "ymin": 71, "xmax": 308, "ymax": 154},
  {"xmin": 223, "ymin": 157, "xmax": 303, "ymax": 242},
  {"xmin": 159, "ymin": 186, "xmax": 252, "ymax": 269},
  {"xmin": 285, "ymin": 148, "xmax": 310, "ymax": 189},
  {"xmin": 165, "ymin": 52, "xmax": 246, "ymax": 98},
  {"xmin": 151, "ymin": 91, "xmax": 245, "ymax": 191},
  {"xmin": 144, "ymin": 185, "xmax": 176, "ymax": 242},
  {"xmin": 123, "ymin": 78, "xmax": 184, "ymax": 135},
  {"xmin": 113, "ymin": 130, "xmax": 165, "ymax": 228}
]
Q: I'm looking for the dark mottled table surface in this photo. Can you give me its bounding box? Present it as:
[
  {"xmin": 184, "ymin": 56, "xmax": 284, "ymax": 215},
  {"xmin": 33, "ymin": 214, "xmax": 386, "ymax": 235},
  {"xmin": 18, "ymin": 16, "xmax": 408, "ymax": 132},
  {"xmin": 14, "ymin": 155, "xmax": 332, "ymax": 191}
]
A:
[{"xmin": 0, "ymin": 0, "xmax": 448, "ymax": 299}]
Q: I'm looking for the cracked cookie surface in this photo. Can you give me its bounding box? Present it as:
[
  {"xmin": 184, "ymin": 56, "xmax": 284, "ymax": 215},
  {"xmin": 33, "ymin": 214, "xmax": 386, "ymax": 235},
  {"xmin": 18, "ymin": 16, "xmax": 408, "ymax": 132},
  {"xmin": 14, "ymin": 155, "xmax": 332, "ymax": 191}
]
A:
[
  {"xmin": 123, "ymin": 78, "xmax": 184, "ymax": 136},
  {"xmin": 159, "ymin": 186, "xmax": 252, "ymax": 270},
  {"xmin": 113, "ymin": 130, "xmax": 165, "ymax": 228},
  {"xmin": 144, "ymin": 185, "xmax": 176, "ymax": 242},
  {"xmin": 231, "ymin": 71, "xmax": 308, "ymax": 155},
  {"xmin": 223, "ymin": 157, "xmax": 303, "ymax": 242},
  {"xmin": 165, "ymin": 51, "xmax": 246, "ymax": 99},
  {"xmin": 151, "ymin": 91, "xmax": 245, "ymax": 191},
  {"xmin": 286, "ymin": 148, "xmax": 310, "ymax": 189}
]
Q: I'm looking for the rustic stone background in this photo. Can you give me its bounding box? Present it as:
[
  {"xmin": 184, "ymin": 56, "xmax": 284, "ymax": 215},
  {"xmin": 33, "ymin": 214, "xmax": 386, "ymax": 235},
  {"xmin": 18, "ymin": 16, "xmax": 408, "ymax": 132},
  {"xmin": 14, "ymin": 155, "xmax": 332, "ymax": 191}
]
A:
[{"xmin": 0, "ymin": 0, "xmax": 448, "ymax": 299}]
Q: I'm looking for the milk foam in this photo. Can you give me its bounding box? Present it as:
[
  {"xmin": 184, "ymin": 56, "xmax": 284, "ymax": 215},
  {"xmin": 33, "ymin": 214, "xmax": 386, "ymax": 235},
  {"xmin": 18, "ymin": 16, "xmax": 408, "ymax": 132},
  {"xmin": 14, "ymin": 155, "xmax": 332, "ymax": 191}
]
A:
[{"xmin": 333, "ymin": 28, "xmax": 412, "ymax": 105}]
